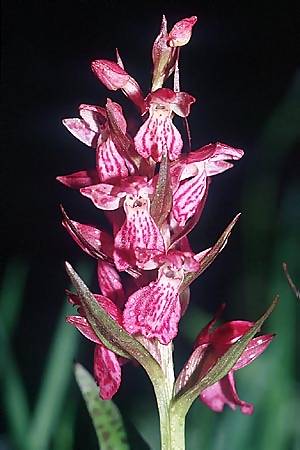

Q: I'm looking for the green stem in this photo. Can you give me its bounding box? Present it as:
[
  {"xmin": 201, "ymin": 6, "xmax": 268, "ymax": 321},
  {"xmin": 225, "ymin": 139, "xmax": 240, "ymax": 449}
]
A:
[{"xmin": 151, "ymin": 342, "xmax": 186, "ymax": 450}]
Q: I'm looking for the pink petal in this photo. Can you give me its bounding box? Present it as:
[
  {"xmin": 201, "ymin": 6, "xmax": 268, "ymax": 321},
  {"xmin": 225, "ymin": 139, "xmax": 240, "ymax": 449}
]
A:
[
  {"xmin": 233, "ymin": 334, "xmax": 274, "ymax": 371},
  {"xmin": 175, "ymin": 344, "xmax": 209, "ymax": 394},
  {"xmin": 134, "ymin": 115, "xmax": 183, "ymax": 162},
  {"xmin": 66, "ymin": 315, "xmax": 101, "ymax": 344},
  {"xmin": 173, "ymin": 92, "xmax": 196, "ymax": 117},
  {"xmin": 200, "ymin": 371, "xmax": 254, "ymax": 415},
  {"xmin": 210, "ymin": 320, "xmax": 254, "ymax": 349},
  {"xmin": 168, "ymin": 16, "xmax": 198, "ymax": 47},
  {"xmin": 94, "ymin": 345, "xmax": 122, "ymax": 400},
  {"xmin": 56, "ymin": 169, "xmax": 99, "ymax": 189},
  {"xmin": 172, "ymin": 170, "xmax": 207, "ymax": 226},
  {"xmin": 62, "ymin": 118, "xmax": 98, "ymax": 147},
  {"xmin": 62, "ymin": 214, "xmax": 113, "ymax": 258},
  {"xmin": 123, "ymin": 280, "xmax": 181, "ymax": 344},
  {"xmin": 114, "ymin": 200, "xmax": 165, "ymax": 271},
  {"xmin": 79, "ymin": 104, "xmax": 106, "ymax": 132},
  {"xmin": 80, "ymin": 184, "xmax": 123, "ymax": 210},
  {"xmin": 92, "ymin": 59, "xmax": 129, "ymax": 90},
  {"xmin": 97, "ymin": 260, "xmax": 126, "ymax": 308},
  {"xmin": 66, "ymin": 291, "xmax": 122, "ymax": 324},
  {"xmin": 123, "ymin": 76, "xmax": 146, "ymax": 113},
  {"xmin": 92, "ymin": 293, "xmax": 123, "ymax": 324},
  {"xmin": 186, "ymin": 142, "xmax": 244, "ymax": 167},
  {"xmin": 96, "ymin": 137, "xmax": 129, "ymax": 182}
]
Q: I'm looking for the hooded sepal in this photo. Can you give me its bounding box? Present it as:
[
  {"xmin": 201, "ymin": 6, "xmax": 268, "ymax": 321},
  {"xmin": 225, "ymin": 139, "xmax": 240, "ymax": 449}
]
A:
[{"xmin": 173, "ymin": 297, "xmax": 278, "ymax": 414}]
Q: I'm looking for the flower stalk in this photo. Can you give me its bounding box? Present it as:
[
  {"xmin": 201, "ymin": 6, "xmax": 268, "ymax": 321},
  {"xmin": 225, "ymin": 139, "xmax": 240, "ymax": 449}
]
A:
[{"xmin": 59, "ymin": 14, "xmax": 277, "ymax": 450}]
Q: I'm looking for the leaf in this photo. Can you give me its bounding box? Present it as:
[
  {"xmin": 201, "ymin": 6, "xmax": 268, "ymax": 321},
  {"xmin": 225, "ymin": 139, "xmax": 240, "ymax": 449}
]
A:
[
  {"xmin": 173, "ymin": 296, "xmax": 278, "ymax": 414},
  {"xmin": 150, "ymin": 152, "xmax": 173, "ymax": 227},
  {"xmin": 179, "ymin": 213, "xmax": 240, "ymax": 293},
  {"xmin": 75, "ymin": 364, "xmax": 130, "ymax": 450},
  {"xmin": 65, "ymin": 262, "xmax": 163, "ymax": 381}
]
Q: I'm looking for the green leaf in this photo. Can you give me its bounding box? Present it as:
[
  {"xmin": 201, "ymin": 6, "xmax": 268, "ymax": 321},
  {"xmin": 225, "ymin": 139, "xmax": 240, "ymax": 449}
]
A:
[
  {"xmin": 75, "ymin": 364, "xmax": 130, "ymax": 450},
  {"xmin": 179, "ymin": 213, "xmax": 240, "ymax": 293},
  {"xmin": 150, "ymin": 152, "xmax": 173, "ymax": 228},
  {"xmin": 65, "ymin": 262, "xmax": 163, "ymax": 382},
  {"xmin": 173, "ymin": 296, "xmax": 278, "ymax": 414}
]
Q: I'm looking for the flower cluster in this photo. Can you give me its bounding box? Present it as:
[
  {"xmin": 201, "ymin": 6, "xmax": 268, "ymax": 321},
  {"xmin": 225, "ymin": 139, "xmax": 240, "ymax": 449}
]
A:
[{"xmin": 59, "ymin": 16, "xmax": 273, "ymax": 413}]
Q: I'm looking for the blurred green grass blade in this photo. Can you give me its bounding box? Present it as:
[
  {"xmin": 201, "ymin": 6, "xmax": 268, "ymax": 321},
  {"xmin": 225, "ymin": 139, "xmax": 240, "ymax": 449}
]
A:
[
  {"xmin": 75, "ymin": 363, "xmax": 130, "ymax": 450},
  {"xmin": 258, "ymin": 185, "xmax": 299, "ymax": 450},
  {"xmin": 0, "ymin": 258, "xmax": 28, "ymax": 348},
  {"xmin": 0, "ymin": 259, "xmax": 30, "ymax": 449},
  {"xmin": 0, "ymin": 329, "xmax": 30, "ymax": 450},
  {"xmin": 242, "ymin": 74, "xmax": 300, "ymax": 310},
  {"xmin": 52, "ymin": 396, "xmax": 77, "ymax": 450},
  {"xmin": 26, "ymin": 262, "xmax": 91, "ymax": 450}
]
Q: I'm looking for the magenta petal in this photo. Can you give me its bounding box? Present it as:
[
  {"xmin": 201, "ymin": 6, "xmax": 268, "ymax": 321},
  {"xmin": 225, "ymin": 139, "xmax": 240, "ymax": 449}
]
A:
[
  {"xmin": 97, "ymin": 260, "xmax": 126, "ymax": 308},
  {"xmin": 114, "ymin": 206, "xmax": 165, "ymax": 271},
  {"xmin": 173, "ymin": 92, "xmax": 196, "ymax": 117},
  {"xmin": 168, "ymin": 16, "xmax": 198, "ymax": 47},
  {"xmin": 62, "ymin": 118, "xmax": 98, "ymax": 147},
  {"xmin": 80, "ymin": 184, "xmax": 122, "ymax": 210},
  {"xmin": 123, "ymin": 282, "xmax": 181, "ymax": 344},
  {"xmin": 94, "ymin": 345, "xmax": 122, "ymax": 400},
  {"xmin": 56, "ymin": 169, "xmax": 99, "ymax": 189},
  {"xmin": 79, "ymin": 104, "xmax": 106, "ymax": 132},
  {"xmin": 92, "ymin": 59, "xmax": 129, "ymax": 90},
  {"xmin": 134, "ymin": 115, "xmax": 183, "ymax": 162},
  {"xmin": 62, "ymin": 216, "xmax": 113, "ymax": 258},
  {"xmin": 66, "ymin": 315, "xmax": 101, "ymax": 344},
  {"xmin": 210, "ymin": 320, "xmax": 253, "ymax": 349},
  {"xmin": 233, "ymin": 334, "xmax": 274, "ymax": 371},
  {"xmin": 172, "ymin": 171, "xmax": 207, "ymax": 226},
  {"xmin": 200, "ymin": 372, "xmax": 254, "ymax": 415},
  {"xmin": 96, "ymin": 137, "xmax": 129, "ymax": 182}
]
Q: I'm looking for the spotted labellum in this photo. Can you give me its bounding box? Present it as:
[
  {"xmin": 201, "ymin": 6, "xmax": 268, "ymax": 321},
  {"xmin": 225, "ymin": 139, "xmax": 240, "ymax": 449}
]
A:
[{"xmin": 59, "ymin": 14, "xmax": 276, "ymax": 450}]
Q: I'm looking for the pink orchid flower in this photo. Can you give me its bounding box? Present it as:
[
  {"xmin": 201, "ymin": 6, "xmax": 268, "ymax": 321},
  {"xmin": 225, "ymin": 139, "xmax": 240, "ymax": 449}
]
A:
[
  {"xmin": 60, "ymin": 100, "xmax": 135, "ymax": 184},
  {"xmin": 91, "ymin": 59, "xmax": 146, "ymax": 113},
  {"xmin": 178, "ymin": 309, "xmax": 274, "ymax": 414},
  {"xmin": 171, "ymin": 142, "xmax": 244, "ymax": 227},
  {"xmin": 80, "ymin": 176, "xmax": 165, "ymax": 271},
  {"xmin": 123, "ymin": 250, "xmax": 200, "ymax": 344},
  {"xmin": 152, "ymin": 16, "xmax": 197, "ymax": 90},
  {"xmin": 67, "ymin": 291, "xmax": 125, "ymax": 400},
  {"xmin": 134, "ymin": 88, "xmax": 195, "ymax": 162}
]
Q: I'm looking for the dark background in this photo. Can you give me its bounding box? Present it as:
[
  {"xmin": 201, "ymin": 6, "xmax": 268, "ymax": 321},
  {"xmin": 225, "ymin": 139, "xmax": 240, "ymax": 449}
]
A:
[{"xmin": 1, "ymin": 1, "xmax": 299, "ymax": 449}]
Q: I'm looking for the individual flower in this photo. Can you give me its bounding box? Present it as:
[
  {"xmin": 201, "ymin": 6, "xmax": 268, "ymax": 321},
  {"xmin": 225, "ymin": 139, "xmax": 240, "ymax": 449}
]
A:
[
  {"xmin": 123, "ymin": 250, "xmax": 200, "ymax": 344},
  {"xmin": 59, "ymin": 100, "xmax": 135, "ymax": 184},
  {"xmin": 171, "ymin": 142, "xmax": 244, "ymax": 227},
  {"xmin": 80, "ymin": 176, "xmax": 165, "ymax": 271},
  {"xmin": 92, "ymin": 58, "xmax": 146, "ymax": 113},
  {"xmin": 67, "ymin": 291, "xmax": 124, "ymax": 399},
  {"xmin": 177, "ymin": 309, "xmax": 274, "ymax": 414},
  {"xmin": 134, "ymin": 88, "xmax": 195, "ymax": 162},
  {"xmin": 152, "ymin": 16, "xmax": 197, "ymax": 90}
]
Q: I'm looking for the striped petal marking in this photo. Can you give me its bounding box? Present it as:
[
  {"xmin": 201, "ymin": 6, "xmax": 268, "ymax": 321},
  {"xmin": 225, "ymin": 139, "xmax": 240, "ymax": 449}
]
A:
[
  {"xmin": 134, "ymin": 111, "xmax": 183, "ymax": 162},
  {"xmin": 96, "ymin": 136, "xmax": 129, "ymax": 182},
  {"xmin": 114, "ymin": 192, "xmax": 165, "ymax": 271},
  {"xmin": 94, "ymin": 345, "xmax": 122, "ymax": 400},
  {"xmin": 123, "ymin": 263, "xmax": 183, "ymax": 344},
  {"xmin": 172, "ymin": 167, "xmax": 207, "ymax": 226}
]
